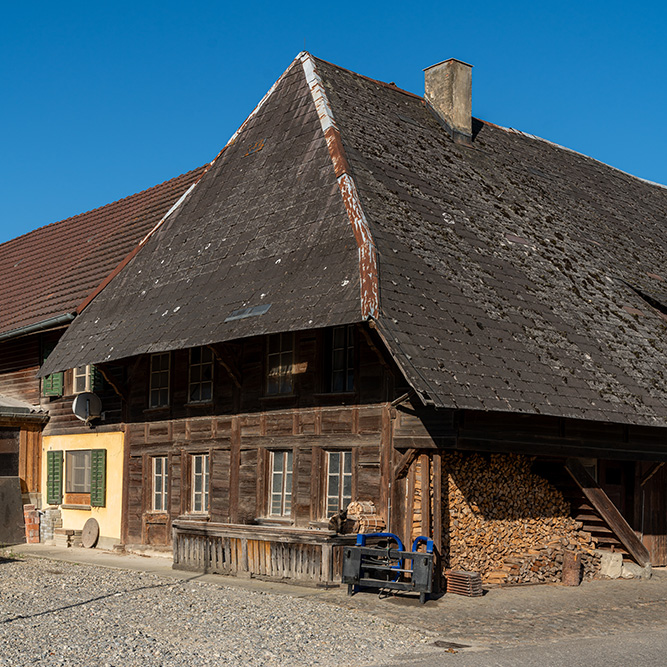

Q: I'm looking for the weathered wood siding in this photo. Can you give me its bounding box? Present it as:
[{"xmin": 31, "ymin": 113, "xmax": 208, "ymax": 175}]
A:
[
  {"xmin": 123, "ymin": 327, "xmax": 397, "ymax": 548},
  {"xmin": 0, "ymin": 336, "xmax": 40, "ymax": 404}
]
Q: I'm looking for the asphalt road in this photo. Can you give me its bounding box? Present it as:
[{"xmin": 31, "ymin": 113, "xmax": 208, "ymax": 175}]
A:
[{"xmin": 381, "ymin": 627, "xmax": 667, "ymax": 667}]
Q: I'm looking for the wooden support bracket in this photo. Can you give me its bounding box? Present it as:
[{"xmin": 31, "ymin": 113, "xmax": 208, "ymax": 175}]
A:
[
  {"xmin": 640, "ymin": 461, "xmax": 665, "ymax": 487},
  {"xmin": 393, "ymin": 448, "xmax": 419, "ymax": 481},
  {"xmin": 96, "ymin": 365, "xmax": 128, "ymax": 402},
  {"xmin": 208, "ymin": 344, "xmax": 242, "ymax": 389}
]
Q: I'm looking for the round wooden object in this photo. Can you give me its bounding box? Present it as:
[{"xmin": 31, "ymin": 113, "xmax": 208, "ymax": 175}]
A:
[{"xmin": 81, "ymin": 518, "xmax": 100, "ymax": 549}]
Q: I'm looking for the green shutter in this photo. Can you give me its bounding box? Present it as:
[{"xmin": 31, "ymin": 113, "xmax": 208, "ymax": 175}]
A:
[
  {"xmin": 90, "ymin": 449, "xmax": 106, "ymax": 507},
  {"xmin": 90, "ymin": 365, "xmax": 105, "ymax": 393},
  {"xmin": 43, "ymin": 371, "xmax": 64, "ymax": 397},
  {"xmin": 46, "ymin": 451, "xmax": 63, "ymax": 505},
  {"xmin": 42, "ymin": 341, "xmax": 64, "ymax": 397}
]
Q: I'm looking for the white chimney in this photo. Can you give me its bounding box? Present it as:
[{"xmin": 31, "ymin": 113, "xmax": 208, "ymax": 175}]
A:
[{"xmin": 424, "ymin": 59, "xmax": 473, "ymax": 144}]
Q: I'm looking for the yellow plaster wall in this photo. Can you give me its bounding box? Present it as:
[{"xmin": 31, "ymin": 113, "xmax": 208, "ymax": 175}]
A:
[{"xmin": 42, "ymin": 431, "xmax": 125, "ymax": 542}]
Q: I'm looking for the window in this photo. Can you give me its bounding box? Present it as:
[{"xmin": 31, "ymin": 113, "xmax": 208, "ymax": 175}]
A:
[
  {"xmin": 192, "ymin": 453, "xmax": 210, "ymax": 513},
  {"xmin": 153, "ymin": 456, "xmax": 169, "ymax": 511},
  {"xmin": 59, "ymin": 449, "xmax": 106, "ymax": 507},
  {"xmin": 330, "ymin": 325, "xmax": 355, "ymax": 392},
  {"xmin": 266, "ymin": 333, "xmax": 293, "ymax": 395},
  {"xmin": 269, "ymin": 451, "xmax": 293, "ymax": 517},
  {"xmin": 73, "ymin": 365, "xmax": 103, "ymax": 394},
  {"xmin": 326, "ymin": 451, "xmax": 352, "ymax": 516},
  {"xmin": 66, "ymin": 450, "xmax": 91, "ymax": 493},
  {"xmin": 149, "ymin": 353, "xmax": 170, "ymax": 408},
  {"xmin": 189, "ymin": 347, "xmax": 214, "ymax": 403}
]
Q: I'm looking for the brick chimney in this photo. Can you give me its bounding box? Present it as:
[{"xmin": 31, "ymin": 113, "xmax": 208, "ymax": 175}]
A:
[{"xmin": 424, "ymin": 59, "xmax": 473, "ymax": 145}]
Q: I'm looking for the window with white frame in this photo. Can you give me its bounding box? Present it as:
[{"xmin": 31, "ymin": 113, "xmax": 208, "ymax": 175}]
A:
[
  {"xmin": 152, "ymin": 456, "xmax": 169, "ymax": 511},
  {"xmin": 330, "ymin": 325, "xmax": 355, "ymax": 392},
  {"xmin": 326, "ymin": 450, "xmax": 352, "ymax": 517},
  {"xmin": 266, "ymin": 333, "xmax": 293, "ymax": 395},
  {"xmin": 189, "ymin": 347, "xmax": 214, "ymax": 403},
  {"xmin": 149, "ymin": 353, "xmax": 170, "ymax": 408},
  {"xmin": 269, "ymin": 450, "xmax": 293, "ymax": 517},
  {"xmin": 66, "ymin": 450, "xmax": 91, "ymax": 493},
  {"xmin": 73, "ymin": 365, "xmax": 92, "ymax": 394},
  {"xmin": 191, "ymin": 453, "xmax": 210, "ymax": 513}
]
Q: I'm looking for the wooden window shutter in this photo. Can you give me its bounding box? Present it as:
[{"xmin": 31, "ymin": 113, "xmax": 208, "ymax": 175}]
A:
[
  {"xmin": 42, "ymin": 342, "xmax": 64, "ymax": 397},
  {"xmin": 90, "ymin": 365, "xmax": 104, "ymax": 393},
  {"xmin": 43, "ymin": 371, "xmax": 64, "ymax": 397},
  {"xmin": 90, "ymin": 449, "xmax": 106, "ymax": 507},
  {"xmin": 46, "ymin": 450, "xmax": 63, "ymax": 505}
]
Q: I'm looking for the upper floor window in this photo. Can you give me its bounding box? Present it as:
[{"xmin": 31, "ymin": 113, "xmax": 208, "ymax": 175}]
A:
[
  {"xmin": 326, "ymin": 450, "xmax": 352, "ymax": 517},
  {"xmin": 189, "ymin": 347, "xmax": 214, "ymax": 403},
  {"xmin": 149, "ymin": 353, "xmax": 170, "ymax": 408},
  {"xmin": 191, "ymin": 453, "xmax": 210, "ymax": 513},
  {"xmin": 330, "ymin": 325, "xmax": 355, "ymax": 392},
  {"xmin": 153, "ymin": 456, "xmax": 169, "ymax": 511},
  {"xmin": 266, "ymin": 333, "xmax": 293, "ymax": 395},
  {"xmin": 269, "ymin": 450, "xmax": 293, "ymax": 517}
]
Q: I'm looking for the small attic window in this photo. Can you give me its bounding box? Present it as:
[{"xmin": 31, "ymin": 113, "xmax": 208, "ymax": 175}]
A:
[{"xmin": 224, "ymin": 304, "xmax": 271, "ymax": 322}]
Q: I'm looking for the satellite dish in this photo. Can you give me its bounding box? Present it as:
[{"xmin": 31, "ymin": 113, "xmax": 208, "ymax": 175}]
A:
[{"xmin": 72, "ymin": 392, "xmax": 102, "ymax": 422}]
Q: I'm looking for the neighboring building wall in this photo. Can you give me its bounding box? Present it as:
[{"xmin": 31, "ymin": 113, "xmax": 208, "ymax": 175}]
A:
[
  {"xmin": 0, "ymin": 336, "xmax": 41, "ymax": 404},
  {"xmin": 41, "ymin": 431, "xmax": 125, "ymax": 547}
]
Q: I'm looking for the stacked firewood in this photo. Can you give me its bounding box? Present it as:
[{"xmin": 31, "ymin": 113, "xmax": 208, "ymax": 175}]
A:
[
  {"xmin": 486, "ymin": 547, "xmax": 602, "ymax": 585},
  {"xmin": 347, "ymin": 501, "xmax": 386, "ymax": 534},
  {"xmin": 441, "ymin": 452, "xmax": 599, "ymax": 583}
]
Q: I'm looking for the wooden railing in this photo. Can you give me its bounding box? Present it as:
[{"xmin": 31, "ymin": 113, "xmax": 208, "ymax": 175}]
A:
[{"xmin": 172, "ymin": 521, "xmax": 355, "ymax": 585}]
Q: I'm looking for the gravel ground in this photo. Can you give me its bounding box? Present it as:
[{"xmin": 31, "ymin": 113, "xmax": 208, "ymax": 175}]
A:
[{"xmin": 0, "ymin": 555, "xmax": 428, "ymax": 666}]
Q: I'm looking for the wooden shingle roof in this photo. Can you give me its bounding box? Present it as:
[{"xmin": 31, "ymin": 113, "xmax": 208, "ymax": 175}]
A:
[{"xmin": 41, "ymin": 54, "xmax": 667, "ymax": 427}]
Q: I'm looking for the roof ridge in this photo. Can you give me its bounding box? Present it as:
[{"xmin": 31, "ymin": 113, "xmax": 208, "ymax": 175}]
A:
[
  {"xmin": 310, "ymin": 55, "xmax": 423, "ymax": 101},
  {"xmin": 498, "ymin": 124, "xmax": 667, "ymax": 192}
]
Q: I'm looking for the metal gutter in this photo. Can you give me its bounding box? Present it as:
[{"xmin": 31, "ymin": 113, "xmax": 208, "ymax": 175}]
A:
[{"xmin": 0, "ymin": 313, "xmax": 75, "ymax": 342}]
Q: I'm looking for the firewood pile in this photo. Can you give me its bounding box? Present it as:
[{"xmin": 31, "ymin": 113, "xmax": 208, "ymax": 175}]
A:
[
  {"xmin": 439, "ymin": 452, "xmax": 600, "ymax": 584},
  {"xmin": 347, "ymin": 501, "xmax": 386, "ymax": 534},
  {"xmin": 486, "ymin": 546, "xmax": 602, "ymax": 585}
]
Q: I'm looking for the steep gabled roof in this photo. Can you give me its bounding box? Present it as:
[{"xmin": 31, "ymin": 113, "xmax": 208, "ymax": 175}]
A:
[
  {"xmin": 0, "ymin": 166, "xmax": 206, "ymax": 338},
  {"xmin": 39, "ymin": 56, "xmax": 364, "ymax": 368},
  {"xmin": 41, "ymin": 54, "xmax": 667, "ymax": 427}
]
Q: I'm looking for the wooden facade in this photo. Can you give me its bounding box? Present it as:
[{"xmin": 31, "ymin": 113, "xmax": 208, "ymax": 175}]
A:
[
  {"xmin": 31, "ymin": 321, "xmax": 658, "ymax": 581},
  {"xmin": 116, "ymin": 326, "xmax": 399, "ymax": 555}
]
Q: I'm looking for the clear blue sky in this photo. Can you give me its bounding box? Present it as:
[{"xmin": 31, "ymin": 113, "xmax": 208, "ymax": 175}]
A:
[{"xmin": 2, "ymin": 1, "xmax": 666, "ymax": 245}]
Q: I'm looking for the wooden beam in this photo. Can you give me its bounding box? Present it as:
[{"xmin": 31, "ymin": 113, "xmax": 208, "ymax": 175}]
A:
[
  {"xmin": 96, "ymin": 365, "xmax": 128, "ymax": 402},
  {"xmin": 640, "ymin": 462, "xmax": 665, "ymax": 487},
  {"xmin": 208, "ymin": 344, "xmax": 241, "ymax": 389},
  {"xmin": 393, "ymin": 448, "xmax": 419, "ymax": 481},
  {"xmin": 420, "ymin": 454, "xmax": 431, "ymax": 537},
  {"xmin": 565, "ymin": 458, "xmax": 651, "ymax": 567}
]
